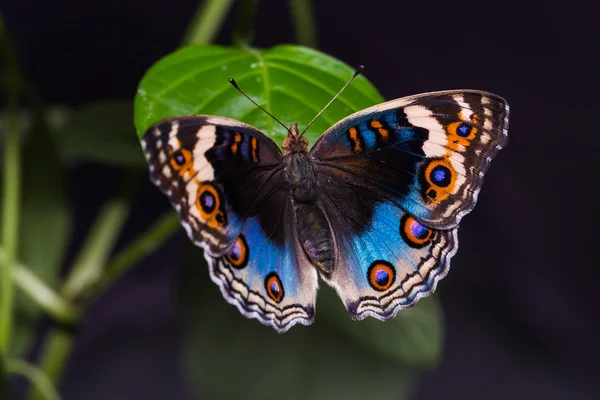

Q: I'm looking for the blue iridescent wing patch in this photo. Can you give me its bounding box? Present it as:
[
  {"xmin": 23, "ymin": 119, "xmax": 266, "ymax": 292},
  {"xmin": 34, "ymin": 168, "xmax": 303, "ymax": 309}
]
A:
[{"xmin": 207, "ymin": 206, "xmax": 318, "ymax": 332}]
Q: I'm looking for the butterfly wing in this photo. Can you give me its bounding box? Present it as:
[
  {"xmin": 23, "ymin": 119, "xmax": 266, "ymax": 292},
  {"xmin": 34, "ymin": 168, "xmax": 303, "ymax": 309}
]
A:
[
  {"xmin": 207, "ymin": 192, "xmax": 318, "ymax": 332},
  {"xmin": 141, "ymin": 116, "xmax": 284, "ymax": 254},
  {"xmin": 319, "ymin": 191, "xmax": 457, "ymax": 320},
  {"xmin": 142, "ymin": 116, "xmax": 318, "ymax": 331},
  {"xmin": 311, "ymin": 90, "xmax": 509, "ymax": 229},
  {"xmin": 311, "ymin": 90, "xmax": 508, "ymax": 319}
]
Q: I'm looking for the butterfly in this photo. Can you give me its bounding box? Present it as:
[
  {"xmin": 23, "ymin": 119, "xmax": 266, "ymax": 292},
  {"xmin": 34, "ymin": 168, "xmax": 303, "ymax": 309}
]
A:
[{"xmin": 141, "ymin": 71, "xmax": 509, "ymax": 333}]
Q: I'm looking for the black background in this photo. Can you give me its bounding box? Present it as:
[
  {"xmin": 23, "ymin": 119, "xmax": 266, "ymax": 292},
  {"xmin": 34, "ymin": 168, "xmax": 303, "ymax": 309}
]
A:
[{"xmin": 2, "ymin": 0, "xmax": 598, "ymax": 399}]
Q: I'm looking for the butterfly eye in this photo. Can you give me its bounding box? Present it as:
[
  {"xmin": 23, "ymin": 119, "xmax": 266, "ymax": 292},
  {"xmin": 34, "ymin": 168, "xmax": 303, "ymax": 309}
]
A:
[
  {"xmin": 400, "ymin": 215, "xmax": 432, "ymax": 248},
  {"xmin": 226, "ymin": 235, "xmax": 249, "ymax": 269},
  {"xmin": 265, "ymin": 272, "xmax": 285, "ymax": 303},
  {"xmin": 367, "ymin": 261, "xmax": 396, "ymax": 291}
]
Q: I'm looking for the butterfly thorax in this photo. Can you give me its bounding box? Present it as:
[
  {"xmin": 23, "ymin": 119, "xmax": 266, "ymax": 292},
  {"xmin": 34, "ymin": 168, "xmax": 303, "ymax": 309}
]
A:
[{"xmin": 284, "ymin": 150, "xmax": 335, "ymax": 275}]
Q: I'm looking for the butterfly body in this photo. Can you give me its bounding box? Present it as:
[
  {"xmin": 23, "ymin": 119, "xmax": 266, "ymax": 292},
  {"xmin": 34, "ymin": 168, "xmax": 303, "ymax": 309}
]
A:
[{"xmin": 142, "ymin": 89, "xmax": 509, "ymax": 333}]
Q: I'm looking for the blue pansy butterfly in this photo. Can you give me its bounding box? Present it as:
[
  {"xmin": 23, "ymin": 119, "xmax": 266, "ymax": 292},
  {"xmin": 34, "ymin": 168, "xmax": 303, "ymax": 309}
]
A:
[{"xmin": 141, "ymin": 68, "xmax": 509, "ymax": 333}]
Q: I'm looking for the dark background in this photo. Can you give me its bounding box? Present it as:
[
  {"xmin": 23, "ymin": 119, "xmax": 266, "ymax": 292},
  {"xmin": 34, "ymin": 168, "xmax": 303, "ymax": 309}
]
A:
[{"xmin": 2, "ymin": 0, "xmax": 598, "ymax": 399}]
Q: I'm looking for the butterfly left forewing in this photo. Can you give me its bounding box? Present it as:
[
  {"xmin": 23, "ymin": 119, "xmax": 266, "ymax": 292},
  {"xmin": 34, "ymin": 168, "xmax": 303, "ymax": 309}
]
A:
[{"xmin": 141, "ymin": 116, "xmax": 284, "ymax": 254}]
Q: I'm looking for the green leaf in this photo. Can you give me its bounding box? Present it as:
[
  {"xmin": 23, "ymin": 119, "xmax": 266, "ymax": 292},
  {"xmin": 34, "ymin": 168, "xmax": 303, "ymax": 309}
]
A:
[
  {"xmin": 180, "ymin": 246, "xmax": 415, "ymax": 400},
  {"xmin": 53, "ymin": 100, "xmax": 146, "ymax": 168},
  {"xmin": 134, "ymin": 44, "xmax": 383, "ymax": 147},
  {"xmin": 3, "ymin": 110, "xmax": 72, "ymax": 357},
  {"xmin": 318, "ymin": 285, "xmax": 443, "ymax": 368}
]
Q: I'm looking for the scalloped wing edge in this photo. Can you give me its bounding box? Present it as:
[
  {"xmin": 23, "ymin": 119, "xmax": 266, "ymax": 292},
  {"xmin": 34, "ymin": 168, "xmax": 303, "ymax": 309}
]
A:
[{"xmin": 204, "ymin": 252, "xmax": 317, "ymax": 333}]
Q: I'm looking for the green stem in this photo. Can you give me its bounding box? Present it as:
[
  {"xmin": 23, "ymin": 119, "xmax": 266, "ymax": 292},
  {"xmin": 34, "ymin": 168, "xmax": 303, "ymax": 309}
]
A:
[
  {"xmin": 289, "ymin": 0, "xmax": 318, "ymax": 47},
  {"xmin": 6, "ymin": 358, "xmax": 62, "ymax": 400},
  {"xmin": 60, "ymin": 173, "xmax": 139, "ymax": 301},
  {"xmin": 0, "ymin": 249, "xmax": 79, "ymax": 324},
  {"xmin": 91, "ymin": 211, "xmax": 181, "ymax": 301},
  {"xmin": 181, "ymin": 0, "xmax": 236, "ymax": 46},
  {"xmin": 232, "ymin": 0, "xmax": 262, "ymax": 46},
  {"xmin": 0, "ymin": 14, "xmax": 22, "ymax": 354}
]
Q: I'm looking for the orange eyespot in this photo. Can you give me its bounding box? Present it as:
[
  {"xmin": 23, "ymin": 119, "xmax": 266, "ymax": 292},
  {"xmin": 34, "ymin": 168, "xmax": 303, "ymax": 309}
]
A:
[
  {"xmin": 226, "ymin": 235, "xmax": 249, "ymax": 269},
  {"xmin": 168, "ymin": 148, "xmax": 192, "ymax": 171},
  {"xmin": 446, "ymin": 112, "xmax": 479, "ymax": 150},
  {"xmin": 265, "ymin": 272, "xmax": 284, "ymax": 303},
  {"xmin": 422, "ymin": 158, "xmax": 456, "ymax": 203},
  {"xmin": 400, "ymin": 215, "xmax": 433, "ymax": 248},
  {"xmin": 195, "ymin": 182, "xmax": 227, "ymax": 228},
  {"xmin": 367, "ymin": 261, "xmax": 396, "ymax": 292}
]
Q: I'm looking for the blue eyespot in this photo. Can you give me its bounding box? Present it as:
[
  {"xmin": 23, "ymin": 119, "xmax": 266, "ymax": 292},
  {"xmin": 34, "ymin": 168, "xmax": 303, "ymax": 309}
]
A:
[
  {"xmin": 367, "ymin": 261, "xmax": 396, "ymax": 291},
  {"xmin": 430, "ymin": 165, "xmax": 451, "ymax": 187},
  {"xmin": 226, "ymin": 235, "xmax": 248, "ymax": 269},
  {"xmin": 400, "ymin": 215, "xmax": 433, "ymax": 248},
  {"xmin": 200, "ymin": 190, "xmax": 216, "ymax": 213},
  {"xmin": 375, "ymin": 269, "xmax": 389, "ymax": 286},
  {"xmin": 457, "ymin": 123, "xmax": 471, "ymax": 137},
  {"xmin": 265, "ymin": 272, "xmax": 284, "ymax": 303},
  {"xmin": 174, "ymin": 152, "xmax": 186, "ymax": 165},
  {"xmin": 409, "ymin": 219, "xmax": 430, "ymax": 240}
]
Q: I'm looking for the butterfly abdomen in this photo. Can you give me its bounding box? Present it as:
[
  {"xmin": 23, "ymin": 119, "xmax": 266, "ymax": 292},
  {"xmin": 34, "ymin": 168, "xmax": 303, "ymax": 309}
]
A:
[
  {"xmin": 285, "ymin": 153, "xmax": 335, "ymax": 274},
  {"xmin": 296, "ymin": 203, "xmax": 334, "ymax": 274}
]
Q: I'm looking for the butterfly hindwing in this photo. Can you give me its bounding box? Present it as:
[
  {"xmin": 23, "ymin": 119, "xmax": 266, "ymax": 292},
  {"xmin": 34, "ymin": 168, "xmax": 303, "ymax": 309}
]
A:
[
  {"xmin": 141, "ymin": 116, "xmax": 284, "ymax": 254},
  {"xmin": 311, "ymin": 90, "xmax": 509, "ymax": 229},
  {"xmin": 319, "ymin": 189, "xmax": 457, "ymax": 319},
  {"xmin": 206, "ymin": 192, "xmax": 318, "ymax": 332}
]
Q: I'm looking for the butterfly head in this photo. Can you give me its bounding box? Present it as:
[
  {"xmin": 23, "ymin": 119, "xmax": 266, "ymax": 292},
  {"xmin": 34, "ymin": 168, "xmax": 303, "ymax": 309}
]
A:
[{"xmin": 282, "ymin": 123, "xmax": 308, "ymax": 155}]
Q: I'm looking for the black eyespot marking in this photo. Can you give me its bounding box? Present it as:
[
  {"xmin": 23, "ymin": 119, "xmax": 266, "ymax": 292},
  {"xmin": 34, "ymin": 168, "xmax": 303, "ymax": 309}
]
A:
[
  {"xmin": 173, "ymin": 151, "xmax": 186, "ymax": 166},
  {"xmin": 199, "ymin": 190, "xmax": 216, "ymax": 213},
  {"xmin": 367, "ymin": 261, "xmax": 396, "ymax": 291},
  {"xmin": 420, "ymin": 158, "xmax": 456, "ymax": 202},
  {"xmin": 429, "ymin": 165, "xmax": 452, "ymax": 187},
  {"xmin": 226, "ymin": 235, "xmax": 249, "ymax": 269},
  {"xmin": 400, "ymin": 214, "xmax": 433, "ymax": 248},
  {"xmin": 195, "ymin": 182, "xmax": 228, "ymax": 227},
  {"xmin": 265, "ymin": 272, "xmax": 284, "ymax": 303},
  {"xmin": 457, "ymin": 123, "xmax": 472, "ymax": 137}
]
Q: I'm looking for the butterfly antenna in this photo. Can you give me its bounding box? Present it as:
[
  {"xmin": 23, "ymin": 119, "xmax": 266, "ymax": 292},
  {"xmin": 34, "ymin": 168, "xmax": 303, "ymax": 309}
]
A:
[
  {"xmin": 300, "ymin": 65, "xmax": 364, "ymax": 137},
  {"xmin": 229, "ymin": 78, "xmax": 291, "ymax": 135}
]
